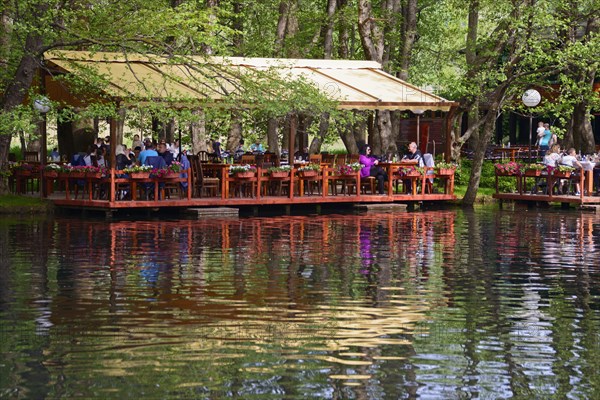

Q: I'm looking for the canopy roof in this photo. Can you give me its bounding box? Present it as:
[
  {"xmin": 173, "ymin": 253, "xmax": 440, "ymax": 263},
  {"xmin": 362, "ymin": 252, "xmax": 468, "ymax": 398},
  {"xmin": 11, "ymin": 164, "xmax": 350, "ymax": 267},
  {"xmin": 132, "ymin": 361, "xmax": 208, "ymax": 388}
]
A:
[{"xmin": 44, "ymin": 50, "xmax": 456, "ymax": 112}]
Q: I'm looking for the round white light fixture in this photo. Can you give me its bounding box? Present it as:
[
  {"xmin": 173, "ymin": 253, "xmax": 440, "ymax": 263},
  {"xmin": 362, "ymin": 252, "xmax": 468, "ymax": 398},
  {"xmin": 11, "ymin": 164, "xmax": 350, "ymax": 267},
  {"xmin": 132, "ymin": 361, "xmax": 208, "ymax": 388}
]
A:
[
  {"xmin": 34, "ymin": 97, "xmax": 51, "ymax": 114},
  {"xmin": 522, "ymin": 89, "xmax": 541, "ymax": 108},
  {"xmin": 412, "ymin": 109, "xmax": 425, "ymax": 115}
]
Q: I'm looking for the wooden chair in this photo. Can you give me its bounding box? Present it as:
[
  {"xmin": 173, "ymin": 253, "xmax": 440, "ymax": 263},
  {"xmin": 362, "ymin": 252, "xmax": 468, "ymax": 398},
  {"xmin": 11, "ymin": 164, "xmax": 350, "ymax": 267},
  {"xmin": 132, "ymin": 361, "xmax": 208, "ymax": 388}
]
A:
[
  {"xmin": 347, "ymin": 154, "xmax": 360, "ymax": 164},
  {"xmin": 24, "ymin": 151, "xmax": 39, "ymax": 162},
  {"xmin": 321, "ymin": 153, "xmax": 336, "ymax": 166},
  {"xmin": 197, "ymin": 151, "xmax": 210, "ymax": 163},
  {"xmin": 190, "ymin": 155, "xmax": 219, "ymax": 197},
  {"xmin": 198, "ymin": 161, "xmax": 220, "ymax": 197},
  {"xmin": 240, "ymin": 154, "xmax": 256, "ymax": 165},
  {"xmin": 309, "ymin": 154, "xmax": 322, "ymax": 165}
]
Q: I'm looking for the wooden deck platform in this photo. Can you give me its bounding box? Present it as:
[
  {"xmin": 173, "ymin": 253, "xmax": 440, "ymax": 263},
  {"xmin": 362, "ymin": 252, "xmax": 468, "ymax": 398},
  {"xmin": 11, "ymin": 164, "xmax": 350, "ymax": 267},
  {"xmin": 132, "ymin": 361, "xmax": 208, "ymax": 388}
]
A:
[
  {"xmin": 49, "ymin": 192, "xmax": 457, "ymax": 210},
  {"xmin": 26, "ymin": 164, "xmax": 458, "ymax": 212},
  {"xmin": 493, "ymin": 192, "xmax": 600, "ymax": 205}
]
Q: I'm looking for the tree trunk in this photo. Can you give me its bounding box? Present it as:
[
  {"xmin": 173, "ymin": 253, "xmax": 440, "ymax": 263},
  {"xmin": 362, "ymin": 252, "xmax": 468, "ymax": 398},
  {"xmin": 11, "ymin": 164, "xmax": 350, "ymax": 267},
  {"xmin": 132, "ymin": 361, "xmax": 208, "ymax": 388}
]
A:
[
  {"xmin": 381, "ymin": 0, "xmax": 401, "ymax": 70},
  {"xmin": 571, "ymin": 101, "xmax": 595, "ymax": 153},
  {"xmin": 337, "ymin": 0, "xmax": 350, "ymax": 58},
  {"xmin": 115, "ymin": 108, "xmax": 126, "ymax": 146},
  {"xmin": 267, "ymin": 118, "xmax": 280, "ymax": 156},
  {"xmin": 232, "ymin": 1, "xmax": 244, "ymax": 55},
  {"xmin": 357, "ymin": 0, "xmax": 384, "ymax": 62},
  {"xmin": 0, "ymin": 26, "xmax": 45, "ymax": 194},
  {"xmin": 323, "ymin": 0, "xmax": 337, "ymax": 59},
  {"xmin": 275, "ymin": 1, "xmax": 289, "ymax": 56},
  {"xmin": 0, "ymin": 0, "xmax": 12, "ymax": 70},
  {"xmin": 308, "ymin": 112, "xmax": 329, "ymax": 154},
  {"xmin": 376, "ymin": 110, "xmax": 396, "ymax": 156},
  {"xmin": 190, "ymin": 109, "xmax": 208, "ymax": 154},
  {"xmin": 398, "ymin": 0, "xmax": 417, "ymax": 80},
  {"xmin": 462, "ymin": 109, "xmax": 497, "ymax": 206},
  {"xmin": 226, "ymin": 113, "xmax": 242, "ymax": 152}
]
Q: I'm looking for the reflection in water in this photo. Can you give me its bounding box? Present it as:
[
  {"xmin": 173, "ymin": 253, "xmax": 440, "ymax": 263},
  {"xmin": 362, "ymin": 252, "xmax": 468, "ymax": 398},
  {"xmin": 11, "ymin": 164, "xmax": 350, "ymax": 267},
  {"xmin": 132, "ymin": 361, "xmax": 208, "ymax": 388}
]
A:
[{"xmin": 1, "ymin": 208, "xmax": 600, "ymax": 398}]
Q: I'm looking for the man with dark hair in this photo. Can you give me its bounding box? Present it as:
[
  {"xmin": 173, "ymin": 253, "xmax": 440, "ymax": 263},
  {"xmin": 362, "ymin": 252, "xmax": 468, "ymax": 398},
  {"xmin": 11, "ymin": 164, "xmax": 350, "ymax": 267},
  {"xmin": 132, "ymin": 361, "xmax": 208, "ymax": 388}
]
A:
[
  {"xmin": 138, "ymin": 142, "xmax": 158, "ymax": 165},
  {"xmin": 157, "ymin": 141, "xmax": 174, "ymax": 165}
]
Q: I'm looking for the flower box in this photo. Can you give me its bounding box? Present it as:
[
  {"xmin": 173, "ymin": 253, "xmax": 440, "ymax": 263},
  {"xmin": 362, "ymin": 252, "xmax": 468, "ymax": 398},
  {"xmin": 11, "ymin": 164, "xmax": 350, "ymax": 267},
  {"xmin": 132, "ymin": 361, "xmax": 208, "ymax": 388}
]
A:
[
  {"xmin": 234, "ymin": 171, "xmax": 255, "ymax": 179},
  {"xmin": 130, "ymin": 172, "xmax": 151, "ymax": 179},
  {"xmin": 299, "ymin": 170, "xmax": 318, "ymax": 178},
  {"xmin": 44, "ymin": 171, "xmax": 59, "ymax": 178},
  {"xmin": 69, "ymin": 172, "xmax": 86, "ymax": 178},
  {"xmin": 15, "ymin": 170, "xmax": 33, "ymax": 177},
  {"xmin": 404, "ymin": 170, "xmax": 422, "ymax": 177},
  {"xmin": 435, "ymin": 168, "xmax": 455, "ymax": 176},
  {"xmin": 163, "ymin": 172, "xmax": 180, "ymax": 179},
  {"xmin": 87, "ymin": 172, "xmax": 103, "ymax": 179},
  {"xmin": 495, "ymin": 170, "xmax": 518, "ymax": 177},
  {"xmin": 553, "ymin": 171, "xmax": 571, "ymax": 178},
  {"xmin": 524, "ymin": 169, "xmax": 542, "ymax": 177},
  {"xmin": 270, "ymin": 171, "xmax": 289, "ymax": 178}
]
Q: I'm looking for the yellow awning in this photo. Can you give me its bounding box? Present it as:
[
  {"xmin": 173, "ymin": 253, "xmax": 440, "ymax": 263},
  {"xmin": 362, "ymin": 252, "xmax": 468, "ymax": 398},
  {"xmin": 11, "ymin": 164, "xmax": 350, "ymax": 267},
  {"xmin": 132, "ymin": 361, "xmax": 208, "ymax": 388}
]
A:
[{"xmin": 44, "ymin": 50, "xmax": 457, "ymax": 112}]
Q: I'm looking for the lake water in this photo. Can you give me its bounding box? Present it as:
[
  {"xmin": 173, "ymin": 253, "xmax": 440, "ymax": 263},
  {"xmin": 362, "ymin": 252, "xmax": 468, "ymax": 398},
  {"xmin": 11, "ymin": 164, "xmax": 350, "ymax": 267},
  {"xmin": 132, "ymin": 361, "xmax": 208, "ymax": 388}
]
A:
[{"xmin": 1, "ymin": 207, "xmax": 600, "ymax": 399}]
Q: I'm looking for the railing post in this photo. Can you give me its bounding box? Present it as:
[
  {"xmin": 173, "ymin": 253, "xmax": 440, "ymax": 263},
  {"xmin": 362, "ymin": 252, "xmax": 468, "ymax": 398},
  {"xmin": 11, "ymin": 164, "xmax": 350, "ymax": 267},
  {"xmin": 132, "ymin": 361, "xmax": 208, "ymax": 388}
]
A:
[{"xmin": 109, "ymin": 168, "xmax": 115, "ymax": 202}]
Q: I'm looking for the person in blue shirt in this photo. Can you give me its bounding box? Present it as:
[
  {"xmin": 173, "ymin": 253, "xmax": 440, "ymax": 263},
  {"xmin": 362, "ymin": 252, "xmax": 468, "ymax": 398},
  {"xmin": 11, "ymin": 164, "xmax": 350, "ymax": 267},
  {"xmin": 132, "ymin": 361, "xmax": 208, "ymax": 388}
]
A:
[
  {"xmin": 138, "ymin": 142, "xmax": 158, "ymax": 165},
  {"xmin": 250, "ymin": 140, "xmax": 264, "ymax": 154},
  {"xmin": 537, "ymin": 123, "xmax": 552, "ymax": 156}
]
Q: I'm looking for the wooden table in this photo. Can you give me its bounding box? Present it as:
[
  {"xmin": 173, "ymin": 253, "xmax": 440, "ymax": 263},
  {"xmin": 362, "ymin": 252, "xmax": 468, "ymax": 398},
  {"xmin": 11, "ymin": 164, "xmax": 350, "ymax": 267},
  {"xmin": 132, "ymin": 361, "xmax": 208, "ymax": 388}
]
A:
[
  {"xmin": 380, "ymin": 161, "xmax": 418, "ymax": 195},
  {"xmin": 493, "ymin": 147, "xmax": 526, "ymax": 162}
]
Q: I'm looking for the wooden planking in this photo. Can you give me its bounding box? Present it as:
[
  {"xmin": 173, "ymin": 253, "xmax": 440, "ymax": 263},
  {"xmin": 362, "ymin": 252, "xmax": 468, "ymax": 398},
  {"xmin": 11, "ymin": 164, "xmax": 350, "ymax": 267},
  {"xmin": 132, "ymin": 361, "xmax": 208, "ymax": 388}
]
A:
[
  {"xmin": 51, "ymin": 193, "xmax": 457, "ymax": 210},
  {"xmin": 493, "ymin": 193, "xmax": 600, "ymax": 204}
]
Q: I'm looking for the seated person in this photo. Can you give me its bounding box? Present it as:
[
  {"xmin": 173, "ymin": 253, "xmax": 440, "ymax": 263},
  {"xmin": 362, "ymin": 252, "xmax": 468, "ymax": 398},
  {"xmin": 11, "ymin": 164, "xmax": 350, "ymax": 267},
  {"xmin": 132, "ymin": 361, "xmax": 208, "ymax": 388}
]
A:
[
  {"xmin": 250, "ymin": 140, "xmax": 264, "ymax": 154},
  {"xmin": 157, "ymin": 141, "xmax": 174, "ymax": 165},
  {"xmin": 559, "ymin": 147, "xmax": 583, "ymax": 195},
  {"xmin": 138, "ymin": 142, "xmax": 158, "ymax": 166},
  {"xmin": 234, "ymin": 139, "xmax": 245, "ymax": 162},
  {"xmin": 543, "ymin": 144, "xmax": 561, "ymax": 167},
  {"xmin": 359, "ymin": 145, "xmax": 388, "ymax": 195},
  {"xmin": 294, "ymin": 146, "xmax": 310, "ymax": 162},
  {"xmin": 115, "ymin": 145, "xmax": 133, "ymax": 172},
  {"xmin": 402, "ymin": 142, "xmax": 424, "ymax": 167},
  {"xmin": 50, "ymin": 148, "xmax": 60, "ymax": 162}
]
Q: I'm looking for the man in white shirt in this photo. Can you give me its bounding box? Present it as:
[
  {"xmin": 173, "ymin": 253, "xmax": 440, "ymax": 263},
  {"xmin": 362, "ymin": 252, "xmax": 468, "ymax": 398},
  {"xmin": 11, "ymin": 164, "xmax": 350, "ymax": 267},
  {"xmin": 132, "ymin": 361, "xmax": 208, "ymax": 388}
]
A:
[{"xmin": 559, "ymin": 148, "xmax": 582, "ymax": 195}]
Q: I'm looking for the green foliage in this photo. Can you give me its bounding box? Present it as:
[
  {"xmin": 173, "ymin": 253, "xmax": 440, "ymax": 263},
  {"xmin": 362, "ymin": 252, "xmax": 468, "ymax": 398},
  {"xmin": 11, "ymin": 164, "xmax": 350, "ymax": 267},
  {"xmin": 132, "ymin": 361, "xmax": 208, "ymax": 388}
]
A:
[{"xmin": 457, "ymin": 159, "xmax": 517, "ymax": 192}]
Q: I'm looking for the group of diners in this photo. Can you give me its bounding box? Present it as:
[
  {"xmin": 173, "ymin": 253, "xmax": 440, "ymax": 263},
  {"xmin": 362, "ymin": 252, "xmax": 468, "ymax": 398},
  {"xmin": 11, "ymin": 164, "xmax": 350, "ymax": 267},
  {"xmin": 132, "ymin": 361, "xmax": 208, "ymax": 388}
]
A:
[{"xmin": 533, "ymin": 144, "xmax": 600, "ymax": 196}]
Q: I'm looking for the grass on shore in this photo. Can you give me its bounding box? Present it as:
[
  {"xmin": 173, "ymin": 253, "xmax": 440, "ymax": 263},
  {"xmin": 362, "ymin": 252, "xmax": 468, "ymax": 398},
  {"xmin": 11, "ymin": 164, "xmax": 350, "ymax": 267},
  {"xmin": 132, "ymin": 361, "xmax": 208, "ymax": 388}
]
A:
[{"xmin": 0, "ymin": 194, "xmax": 47, "ymax": 206}]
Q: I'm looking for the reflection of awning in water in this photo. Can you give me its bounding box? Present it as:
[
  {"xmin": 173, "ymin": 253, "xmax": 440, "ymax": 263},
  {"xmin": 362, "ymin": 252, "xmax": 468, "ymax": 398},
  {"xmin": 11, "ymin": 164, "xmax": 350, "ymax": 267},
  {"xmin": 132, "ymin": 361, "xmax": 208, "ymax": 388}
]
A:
[{"xmin": 43, "ymin": 50, "xmax": 457, "ymax": 112}]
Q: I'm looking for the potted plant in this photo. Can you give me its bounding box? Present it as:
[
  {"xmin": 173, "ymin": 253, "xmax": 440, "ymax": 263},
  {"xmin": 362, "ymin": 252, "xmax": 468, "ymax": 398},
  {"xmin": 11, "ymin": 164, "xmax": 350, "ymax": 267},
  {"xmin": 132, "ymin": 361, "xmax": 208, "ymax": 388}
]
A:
[
  {"xmin": 124, "ymin": 164, "xmax": 153, "ymax": 179},
  {"xmin": 84, "ymin": 165, "xmax": 104, "ymax": 179},
  {"xmin": 399, "ymin": 165, "xmax": 421, "ymax": 177},
  {"xmin": 523, "ymin": 163, "xmax": 546, "ymax": 177},
  {"xmin": 267, "ymin": 165, "xmax": 292, "ymax": 178},
  {"xmin": 434, "ymin": 161, "xmax": 457, "ymax": 176},
  {"xmin": 44, "ymin": 163, "xmax": 62, "ymax": 178},
  {"xmin": 297, "ymin": 163, "xmax": 320, "ymax": 178},
  {"xmin": 229, "ymin": 164, "xmax": 257, "ymax": 178},
  {"xmin": 337, "ymin": 162, "xmax": 363, "ymax": 175},
  {"xmin": 165, "ymin": 161, "xmax": 184, "ymax": 178},
  {"xmin": 553, "ymin": 165, "xmax": 575, "ymax": 178},
  {"xmin": 495, "ymin": 161, "xmax": 521, "ymax": 176},
  {"xmin": 68, "ymin": 165, "xmax": 88, "ymax": 178},
  {"xmin": 13, "ymin": 163, "xmax": 35, "ymax": 176}
]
